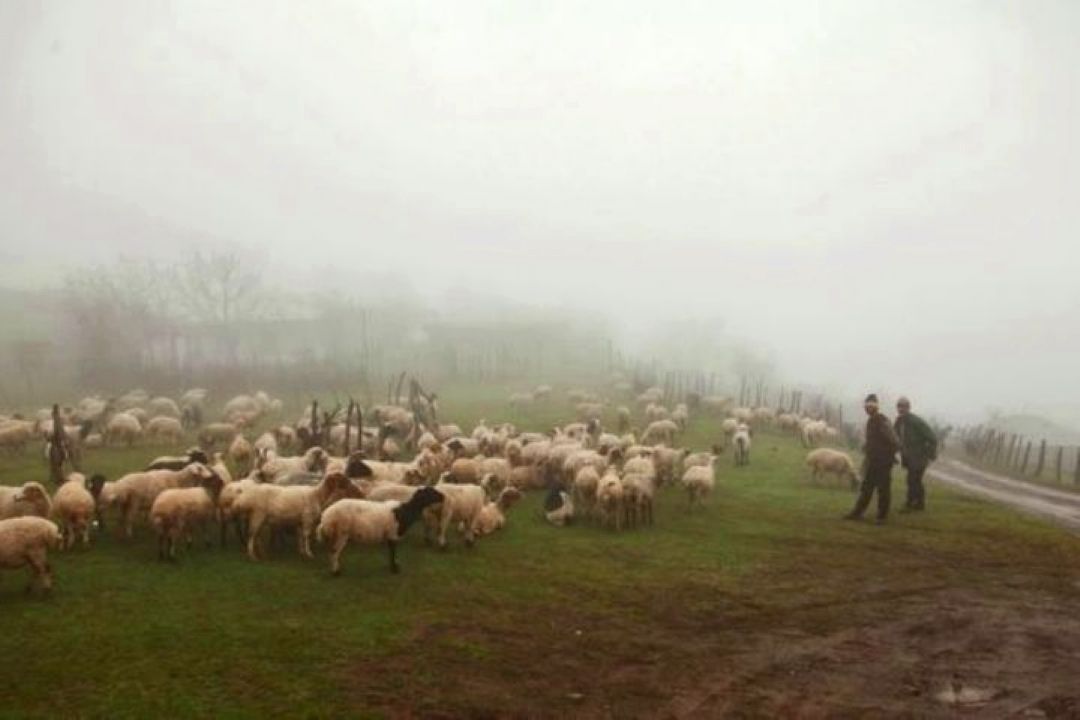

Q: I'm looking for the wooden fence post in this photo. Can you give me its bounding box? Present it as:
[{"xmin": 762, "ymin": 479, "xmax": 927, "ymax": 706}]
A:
[
  {"xmin": 1055, "ymin": 446, "xmax": 1063, "ymax": 484},
  {"xmin": 1021, "ymin": 440, "xmax": 1032, "ymax": 474},
  {"xmin": 1034, "ymin": 439, "xmax": 1047, "ymax": 478},
  {"xmin": 1075, "ymin": 448, "xmax": 1080, "ymax": 485}
]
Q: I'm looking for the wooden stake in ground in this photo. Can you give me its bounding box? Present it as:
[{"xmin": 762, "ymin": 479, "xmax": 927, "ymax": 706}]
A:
[
  {"xmin": 1034, "ymin": 439, "xmax": 1047, "ymax": 478},
  {"xmin": 48, "ymin": 403, "xmax": 67, "ymax": 486}
]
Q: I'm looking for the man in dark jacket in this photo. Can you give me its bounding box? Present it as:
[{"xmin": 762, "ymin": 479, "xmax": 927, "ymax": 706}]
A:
[
  {"xmin": 894, "ymin": 396, "xmax": 937, "ymax": 512},
  {"xmin": 845, "ymin": 393, "xmax": 901, "ymax": 524}
]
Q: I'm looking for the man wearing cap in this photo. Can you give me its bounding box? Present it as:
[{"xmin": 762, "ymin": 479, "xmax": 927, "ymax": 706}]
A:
[
  {"xmin": 894, "ymin": 396, "xmax": 937, "ymax": 512},
  {"xmin": 845, "ymin": 394, "xmax": 901, "ymax": 523}
]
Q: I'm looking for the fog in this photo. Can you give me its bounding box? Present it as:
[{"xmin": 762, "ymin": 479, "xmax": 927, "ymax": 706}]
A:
[{"xmin": 2, "ymin": 2, "xmax": 1078, "ymax": 427}]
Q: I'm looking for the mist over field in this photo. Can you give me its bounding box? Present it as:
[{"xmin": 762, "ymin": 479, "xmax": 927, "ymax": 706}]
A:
[{"xmin": 2, "ymin": 1, "xmax": 1078, "ymax": 429}]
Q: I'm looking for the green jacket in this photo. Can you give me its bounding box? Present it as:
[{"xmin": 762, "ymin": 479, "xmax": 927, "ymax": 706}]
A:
[{"xmin": 894, "ymin": 413, "xmax": 937, "ymax": 469}]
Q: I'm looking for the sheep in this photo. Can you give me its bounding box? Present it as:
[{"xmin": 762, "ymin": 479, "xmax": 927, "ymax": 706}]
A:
[
  {"xmin": 652, "ymin": 447, "xmax": 689, "ymax": 486},
  {"xmin": 52, "ymin": 473, "xmax": 104, "ymax": 549},
  {"xmin": 145, "ymin": 416, "xmax": 184, "ymax": 445},
  {"xmin": 150, "ymin": 470, "xmax": 226, "ymax": 560},
  {"xmin": 575, "ymin": 402, "xmax": 604, "ymax": 422},
  {"xmin": 446, "ymin": 437, "xmax": 480, "ymax": 459},
  {"xmin": 317, "ymin": 486, "xmax": 445, "ymax": 576},
  {"xmin": 800, "ymin": 419, "xmax": 829, "ymax": 448},
  {"xmin": 98, "ymin": 463, "xmax": 216, "ymax": 539},
  {"xmin": 145, "ymin": 448, "xmax": 210, "ymax": 471},
  {"xmin": 777, "ymin": 413, "xmax": 801, "ymax": 433},
  {"xmin": 636, "ymin": 387, "xmax": 664, "ymax": 406},
  {"xmin": 473, "ymin": 487, "xmax": 523, "ymax": 536},
  {"xmin": 533, "ymin": 384, "xmax": 553, "ymax": 400},
  {"xmin": 0, "ymin": 516, "xmax": 62, "ymax": 593},
  {"xmin": 702, "ymin": 395, "xmax": 733, "ymax": 414},
  {"xmin": 254, "ymin": 432, "xmax": 278, "ymax": 456},
  {"xmin": 616, "ymin": 406, "xmax": 631, "ymax": 433},
  {"xmin": 622, "ymin": 455, "xmax": 656, "ymax": 480},
  {"xmin": 199, "ymin": 422, "xmax": 241, "ymax": 447},
  {"xmin": 671, "ymin": 403, "xmax": 690, "ymax": 430},
  {"xmin": 425, "ymin": 481, "xmax": 486, "ymax": 549},
  {"xmin": 572, "ymin": 466, "xmax": 601, "ymax": 520},
  {"xmin": 805, "ymin": 448, "xmax": 859, "ymax": 490},
  {"xmin": 272, "ymin": 425, "xmax": 298, "ymax": 452},
  {"xmin": 645, "ymin": 403, "xmax": 670, "ymax": 423},
  {"xmin": 433, "ymin": 423, "xmax": 463, "ymax": 443},
  {"xmin": 443, "ymin": 457, "xmax": 482, "ymax": 485},
  {"xmin": 752, "ymin": 407, "xmax": 776, "ymax": 426},
  {"xmin": 595, "ymin": 470, "xmax": 624, "ymax": 531},
  {"xmin": 0, "ymin": 482, "xmax": 52, "ymax": 520},
  {"xmin": 641, "ymin": 419, "xmax": 680, "ymax": 447},
  {"xmin": 105, "ymin": 412, "xmax": 142, "ymax": 447},
  {"xmin": 257, "ymin": 447, "xmax": 328, "ymax": 484},
  {"xmin": 232, "ymin": 472, "xmax": 360, "ymax": 561},
  {"xmin": 681, "ymin": 459, "xmax": 716, "ymax": 510},
  {"xmin": 180, "ymin": 388, "xmax": 208, "ymax": 409},
  {"xmin": 733, "ymin": 424, "xmax": 752, "ymax": 467},
  {"xmin": 684, "ymin": 447, "xmax": 723, "ymax": 469},
  {"xmin": 228, "ymin": 434, "xmax": 255, "ymax": 476},
  {"xmin": 223, "ymin": 395, "xmax": 261, "ymax": 425},
  {"xmin": 148, "ymin": 397, "xmax": 181, "ymax": 419},
  {"xmin": 127, "ymin": 407, "xmax": 150, "ymax": 427},
  {"xmin": 116, "ymin": 389, "xmax": 149, "ymax": 409},
  {"xmin": 621, "ymin": 471, "xmax": 655, "ymax": 528},
  {"xmin": 732, "ymin": 407, "xmax": 754, "ymax": 424},
  {"xmin": 509, "ymin": 465, "xmax": 543, "ymax": 490},
  {"xmin": 509, "ymin": 392, "xmax": 535, "ymax": 410}
]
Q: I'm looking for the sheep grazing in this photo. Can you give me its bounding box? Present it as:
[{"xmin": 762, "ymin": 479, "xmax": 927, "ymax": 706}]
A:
[
  {"xmin": 0, "ymin": 482, "xmax": 52, "ymax": 520},
  {"xmin": 150, "ymin": 470, "xmax": 226, "ymax": 560},
  {"xmin": 199, "ymin": 422, "xmax": 241, "ymax": 447},
  {"xmin": 105, "ymin": 412, "xmax": 142, "ymax": 447},
  {"xmin": 681, "ymin": 459, "xmax": 716, "ymax": 510},
  {"xmin": 426, "ymin": 482, "xmax": 486, "ymax": 549},
  {"xmin": 616, "ymin": 406, "xmax": 631, "ymax": 433},
  {"xmin": 148, "ymin": 396, "xmax": 182, "ymax": 419},
  {"xmin": 0, "ymin": 516, "xmax": 62, "ymax": 594},
  {"xmin": 98, "ymin": 463, "xmax": 216, "ymax": 539},
  {"xmin": 145, "ymin": 448, "xmax": 210, "ymax": 471},
  {"xmin": 644, "ymin": 403, "xmax": 670, "ymax": 423},
  {"xmin": 145, "ymin": 416, "xmax": 184, "ymax": 445},
  {"xmin": 317, "ymin": 486, "xmax": 445, "ymax": 576},
  {"xmin": 671, "ymin": 403, "xmax": 690, "ymax": 430},
  {"xmin": 231, "ymin": 472, "xmax": 360, "ymax": 561},
  {"xmin": 652, "ymin": 447, "xmax": 688, "ymax": 486},
  {"xmin": 509, "ymin": 392, "xmax": 535, "ymax": 410},
  {"xmin": 0, "ymin": 420, "xmax": 36, "ymax": 453},
  {"xmin": 595, "ymin": 470, "xmax": 624, "ymax": 531},
  {"xmin": 272, "ymin": 425, "xmax": 298, "ymax": 452},
  {"xmin": 641, "ymin": 419, "xmax": 679, "ymax": 447},
  {"xmin": 52, "ymin": 473, "xmax": 105, "ymax": 549},
  {"xmin": 572, "ymin": 466, "xmax": 601, "ymax": 520},
  {"xmin": 805, "ymin": 448, "xmax": 859, "ymax": 490},
  {"xmin": 473, "ymin": 487, "xmax": 523, "ymax": 536},
  {"xmin": 733, "ymin": 424, "xmax": 752, "ymax": 467}
]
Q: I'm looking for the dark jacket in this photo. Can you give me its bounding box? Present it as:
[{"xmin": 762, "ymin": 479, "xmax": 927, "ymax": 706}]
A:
[
  {"xmin": 894, "ymin": 413, "xmax": 938, "ymax": 469},
  {"xmin": 864, "ymin": 412, "xmax": 901, "ymax": 470}
]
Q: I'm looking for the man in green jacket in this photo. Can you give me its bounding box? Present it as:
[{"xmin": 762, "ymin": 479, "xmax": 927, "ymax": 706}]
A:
[{"xmin": 894, "ymin": 396, "xmax": 938, "ymax": 512}]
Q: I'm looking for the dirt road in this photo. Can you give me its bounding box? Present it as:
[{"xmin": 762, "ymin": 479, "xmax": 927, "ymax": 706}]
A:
[{"xmin": 930, "ymin": 459, "xmax": 1080, "ymax": 531}]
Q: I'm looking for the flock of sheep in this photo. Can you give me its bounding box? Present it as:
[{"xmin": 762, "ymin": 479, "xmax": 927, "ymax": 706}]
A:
[{"xmin": 0, "ymin": 383, "xmax": 854, "ymax": 595}]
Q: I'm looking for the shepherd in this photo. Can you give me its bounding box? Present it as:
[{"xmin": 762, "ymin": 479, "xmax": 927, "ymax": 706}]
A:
[
  {"xmin": 894, "ymin": 396, "xmax": 938, "ymax": 512},
  {"xmin": 844, "ymin": 393, "xmax": 901, "ymax": 524}
]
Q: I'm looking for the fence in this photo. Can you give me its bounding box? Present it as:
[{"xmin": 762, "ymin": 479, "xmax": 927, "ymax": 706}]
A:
[{"xmin": 957, "ymin": 425, "xmax": 1080, "ymax": 485}]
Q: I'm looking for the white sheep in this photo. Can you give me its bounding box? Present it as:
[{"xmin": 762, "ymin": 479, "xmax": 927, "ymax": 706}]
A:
[
  {"xmin": 0, "ymin": 420, "xmax": 36, "ymax": 454},
  {"xmin": 199, "ymin": 422, "xmax": 241, "ymax": 447},
  {"xmin": 733, "ymin": 424, "xmax": 752, "ymax": 467},
  {"xmin": 671, "ymin": 403, "xmax": 690, "ymax": 430},
  {"xmin": 641, "ymin": 419, "xmax": 680, "ymax": 447},
  {"xmin": 257, "ymin": 446, "xmax": 328, "ymax": 484},
  {"xmin": 231, "ymin": 472, "xmax": 359, "ymax": 561},
  {"xmin": 105, "ymin": 412, "xmax": 142, "ymax": 446},
  {"xmin": 0, "ymin": 516, "xmax": 62, "ymax": 593},
  {"xmin": 425, "ymin": 481, "xmax": 486, "ymax": 549},
  {"xmin": 148, "ymin": 396, "xmax": 181, "ymax": 419},
  {"xmin": 52, "ymin": 473, "xmax": 104, "ymax": 549},
  {"xmin": 316, "ymin": 486, "xmax": 446, "ymax": 576},
  {"xmin": 228, "ymin": 434, "xmax": 255, "ymax": 476},
  {"xmin": 572, "ymin": 466, "xmax": 600, "ymax": 520},
  {"xmin": 805, "ymin": 448, "xmax": 859, "ymax": 490},
  {"xmin": 98, "ymin": 463, "xmax": 215, "ymax": 539},
  {"xmin": 150, "ymin": 470, "xmax": 226, "ymax": 560},
  {"xmin": 0, "ymin": 482, "xmax": 52, "ymax": 520},
  {"xmin": 145, "ymin": 416, "xmax": 184, "ymax": 445},
  {"xmin": 681, "ymin": 459, "xmax": 716, "ymax": 510},
  {"xmin": 595, "ymin": 470, "xmax": 624, "ymax": 531},
  {"xmin": 621, "ymin": 471, "xmax": 655, "ymax": 528},
  {"xmin": 473, "ymin": 487, "xmax": 523, "ymax": 536}
]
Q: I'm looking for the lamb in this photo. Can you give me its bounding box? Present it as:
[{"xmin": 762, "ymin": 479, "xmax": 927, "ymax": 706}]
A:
[
  {"xmin": 733, "ymin": 424, "xmax": 752, "ymax": 467},
  {"xmin": 150, "ymin": 470, "xmax": 226, "ymax": 560},
  {"xmin": 52, "ymin": 473, "xmax": 105, "ymax": 549},
  {"xmin": 145, "ymin": 416, "xmax": 185, "ymax": 445},
  {"xmin": 105, "ymin": 412, "xmax": 142, "ymax": 446},
  {"xmin": 0, "ymin": 482, "xmax": 52, "ymax": 520},
  {"xmin": 425, "ymin": 481, "xmax": 486, "ymax": 549},
  {"xmin": 0, "ymin": 516, "xmax": 62, "ymax": 593},
  {"xmin": 473, "ymin": 487, "xmax": 523, "ymax": 536},
  {"xmin": 231, "ymin": 472, "xmax": 360, "ymax": 560},
  {"xmin": 228, "ymin": 434, "xmax": 255, "ymax": 476},
  {"xmin": 98, "ymin": 463, "xmax": 216, "ymax": 539},
  {"xmin": 805, "ymin": 448, "xmax": 859, "ymax": 490},
  {"xmin": 316, "ymin": 486, "xmax": 445, "ymax": 576},
  {"xmin": 681, "ymin": 459, "xmax": 716, "ymax": 510},
  {"xmin": 595, "ymin": 470, "xmax": 624, "ymax": 531},
  {"xmin": 641, "ymin": 419, "xmax": 679, "ymax": 447}
]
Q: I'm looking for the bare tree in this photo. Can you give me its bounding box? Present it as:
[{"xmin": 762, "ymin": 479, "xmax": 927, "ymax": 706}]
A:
[{"xmin": 176, "ymin": 249, "xmax": 266, "ymax": 325}]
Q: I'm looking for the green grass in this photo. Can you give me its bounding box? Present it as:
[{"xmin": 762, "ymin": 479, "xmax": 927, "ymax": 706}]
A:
[{"xmin": 2, "ymin": 386, "xmax": 1079, "ymax": 717}]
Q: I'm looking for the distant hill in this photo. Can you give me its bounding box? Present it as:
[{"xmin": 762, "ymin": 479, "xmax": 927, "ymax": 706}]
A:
[{"xmin": 988, "ymin": 414, "xmax": 1080, "ymax": 446}]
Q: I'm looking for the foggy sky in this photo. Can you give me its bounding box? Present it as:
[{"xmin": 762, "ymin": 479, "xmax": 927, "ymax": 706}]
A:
[{"xmin": 2, "ymin": 1, "xmax": 1079, "ymax": 426}]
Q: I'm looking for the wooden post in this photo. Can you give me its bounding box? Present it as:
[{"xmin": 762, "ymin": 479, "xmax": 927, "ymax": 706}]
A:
[
  {"xmin": 1021, "ymin": 440, "xmax": 1032, "ymax": 474},
  {"xmin": 1075, "ymin": 448, "xmax": 1080, "ymax": 485},
  {"xmin": 343, "ymin": 400, "xmax": 354, "ymax": 456},
  {"xmin": 48, "ymin": 404, "xmax": 67, "ymax": 486},
  {"xmin": 1034, "ymin": 439, "xmax": 1046, "ymax": 478},
  {"xmin": 1055, "ymin": 446, "xmax": 1063, "ymax": 484}
]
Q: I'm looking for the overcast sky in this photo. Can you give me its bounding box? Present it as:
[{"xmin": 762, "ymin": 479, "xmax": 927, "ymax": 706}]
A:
[{"xmin": 2, "ymin": 1, "xmax": 1078, "ymax": 425}]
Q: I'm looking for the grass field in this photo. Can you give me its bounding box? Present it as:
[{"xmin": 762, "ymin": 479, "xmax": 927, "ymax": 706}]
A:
[{"xmin": 2, "ymin": 386, "xmax": 1080, "ymax": 717}]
